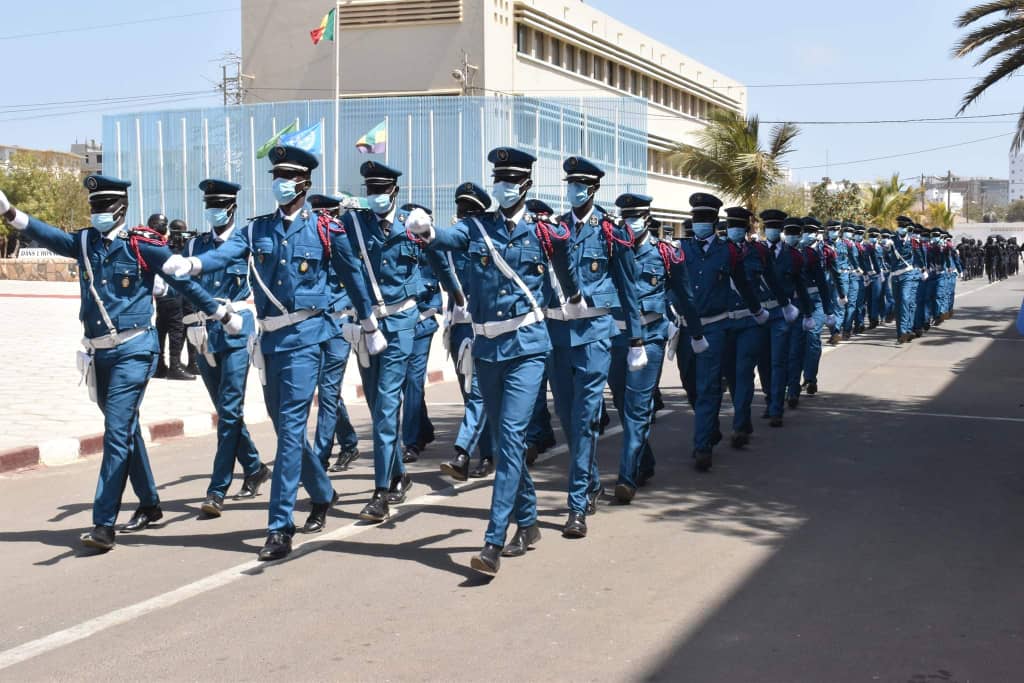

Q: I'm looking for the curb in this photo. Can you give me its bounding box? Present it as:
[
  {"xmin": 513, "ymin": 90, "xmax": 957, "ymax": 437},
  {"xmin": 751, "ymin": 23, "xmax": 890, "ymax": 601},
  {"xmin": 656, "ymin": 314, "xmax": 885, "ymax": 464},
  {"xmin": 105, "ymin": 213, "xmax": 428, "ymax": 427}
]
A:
[{"xmin": 0, "ymin": 368, "xmax": 457, "ymax": 475}]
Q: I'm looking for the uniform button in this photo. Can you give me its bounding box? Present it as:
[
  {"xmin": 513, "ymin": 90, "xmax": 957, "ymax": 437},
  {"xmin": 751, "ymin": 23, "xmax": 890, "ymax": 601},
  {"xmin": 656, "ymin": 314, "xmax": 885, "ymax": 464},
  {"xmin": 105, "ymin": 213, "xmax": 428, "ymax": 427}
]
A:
[
  {"xmin": 101, "ymin": 279, "xmax": 107, "ymax": 284},
  {"xmin": 509, "ymin": 241, "xmax": 516, "ymax": 247},
  {"xmin": 280, "ymin": 259, "xmax": 286, "ymax": 265},
  {"xmin": 214, "ymin": 281, "xmax": 221, "ymax": 286},
  {"xmin": 382, "ymin": 259, "xmax": 388, "ymax": 265},
  {"xmin": 96, "ymin": 320, "xmax": 102, "ymax": 325},
  {"xmin": 499, "ymin": 289, "xmax": 507, "ymax": 295},
  {"xmin": 281, "ymin": 240, "xmax": 288, "ymax": 245},
  {"xmin": 277, "ymin": 280, "xmax": 282, "ymax": 286},
  {"xmin": 496, "ymin": 311, "xmax": 504, "ymax": 317}
]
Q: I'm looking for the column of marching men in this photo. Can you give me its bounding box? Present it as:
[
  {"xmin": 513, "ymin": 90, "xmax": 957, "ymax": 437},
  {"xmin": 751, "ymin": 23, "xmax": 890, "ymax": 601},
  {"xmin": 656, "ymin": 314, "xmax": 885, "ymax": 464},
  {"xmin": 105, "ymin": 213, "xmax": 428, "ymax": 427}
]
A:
[{"xmin": 5, "ymin": 142, "xmax": 1012, "ymax": 576}]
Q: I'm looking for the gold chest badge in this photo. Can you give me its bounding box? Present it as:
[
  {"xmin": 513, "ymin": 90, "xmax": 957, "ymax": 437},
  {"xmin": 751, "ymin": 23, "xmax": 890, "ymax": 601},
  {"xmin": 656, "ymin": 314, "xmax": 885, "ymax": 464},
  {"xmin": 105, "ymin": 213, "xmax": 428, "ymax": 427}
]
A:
[
  {"xmin": 537, "ymin": 263, "xmax": 545, "ymax": 274},
  {"xmin": 258, "ymin": 253, "xmax": 265, "ymax": 264},
  {"xmin": 121, "ymin": 277, "xmax": 130, "ymax": 288},
  {"xmin": 481, "ymin": 255, "xmax": 490, "ymax": 267},
  {"xmin": 650, "ymin": 276, "xmax": 658, "ymax": 286},
  {"xmin": 590, "ymin": 260, "xmax": 599, "ymax": 272},
  {"xmin": 299, "ymin": 261, "xmax": 309, "ymax": 274}
]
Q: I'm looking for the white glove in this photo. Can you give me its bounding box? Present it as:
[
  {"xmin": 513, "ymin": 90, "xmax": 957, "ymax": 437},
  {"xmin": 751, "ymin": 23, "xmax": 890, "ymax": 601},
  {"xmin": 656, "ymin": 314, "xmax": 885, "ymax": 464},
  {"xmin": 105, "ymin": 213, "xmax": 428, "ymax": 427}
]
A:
[
  {"xmin": 153, "ymin": 275, "xmax": 169, "ymax": 298},
  {"xmin": 753, "ymin": 308, "xmax": 769, "ymax": 325},
  {"xmin": 626, "ymin": 345, "xmax": 648, "ymax": 372},
  {"xmin": 0, "ymin": 189, "xmax": 9, "ymax": 214},
  {"xmin": 690, "ymin": 336, "xmax": 709, "ymax": 354},
  {"xmin": 920, "ymin": 270, "xmax": 929, "ymax": 281},
  {"xmin": 838, "ymin": 297, "xmax": 848, "ymax": 307},
  {"xmin": 782, "ymin": 303, "xmax": 799, "ymax": 323},
  {"xmin": 802, "ymin": 316, "xmax": 815, "ymax": 331},
  {"xmin": 824, "ymin": 313, "xmax": 837, "ymax": 328},
  {"xmin": 365, "ymin": 328, "xmax": 388, "ymax": 356},
  {"xmin": 163, "ymin": 254, "xmax": 200, "ymax": 278},
  {"xmin": 405, "ymin": 208, "xmax": 434, "ymax": 240},
  {"xmin": 563, "ymin": 296, "xmax": 589, "ymax": 318},
  {"xmin": 221, "ymin": 310, "xmax": 244, "ymax": 336}
]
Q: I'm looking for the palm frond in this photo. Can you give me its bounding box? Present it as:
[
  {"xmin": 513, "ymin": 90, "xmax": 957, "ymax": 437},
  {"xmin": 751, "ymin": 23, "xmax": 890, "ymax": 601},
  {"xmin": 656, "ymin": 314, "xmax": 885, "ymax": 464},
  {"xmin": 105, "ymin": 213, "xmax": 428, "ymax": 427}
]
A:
[
  {"xmin": 952, "ymin": 16, "xmax": 1024, "ymax": 60},
  {"xmin": 957, "ymin": 47, "xmax": 1024, "ymax": 114},
  {"xmin": 972, "ymin": 23, "xmax": 1024, "ymax": 64},
  {"xmin": 955, "ymin": 0, "xmax": 1024, "ymax": 28},
  {"xmin": 1010, "ymin": 107, "xmax": 1024, "ymax": 154}
]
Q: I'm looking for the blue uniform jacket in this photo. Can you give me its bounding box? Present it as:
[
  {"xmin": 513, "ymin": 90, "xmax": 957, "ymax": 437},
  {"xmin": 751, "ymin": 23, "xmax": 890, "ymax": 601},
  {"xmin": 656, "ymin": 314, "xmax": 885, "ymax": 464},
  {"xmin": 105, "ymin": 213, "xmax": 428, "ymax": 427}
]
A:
[
  {"xmin": 612, "ymin": 234, "xmax": 703, "ymax": 345},
  {"xmin": 735, "ymin": 240, "xmax": 790, "ymax": 314},
  {"xmin": 547, "ymin": 207, "xmax": 642, "ymax": 347},
  {"xmin": 767, "ymin": 241, "xmax": 813, "ymax": 316},
  {"xmin": 679, "ymin": 236, "xmax": 762, "ymax": 322},
  {"xmin": 22, "ymin": 217, "xmax": 220, "ymax": 344},
  {"xmin": 412, "ymin": 256, "xmax": 443, "ymax": 340},
  {"xmin": 186, "ymin": 231, "xmax": 257, "ymax": 352},
  {"xmin": 834, "ymin": 238, "xmax": 859, "ymax": 272},
  {"xmin": 800, "ymin": 246, "xmax": 835, "ymax": 316},
  {"xmin": 429, "ymin": 209, "xmax": 574, "ymax": 361},
  {"xmin": 195, "ymin": 205, "xmax": 373, "ymax": 353}
]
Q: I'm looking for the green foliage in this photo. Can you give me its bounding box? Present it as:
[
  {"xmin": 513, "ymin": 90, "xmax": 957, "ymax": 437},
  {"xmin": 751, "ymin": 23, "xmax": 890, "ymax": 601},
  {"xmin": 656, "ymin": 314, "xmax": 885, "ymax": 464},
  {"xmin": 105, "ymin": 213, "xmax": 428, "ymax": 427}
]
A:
[
  {"xmin": 0, "ymin": 151, "xmax": 88, "ymax": 256},
  {"xmin": 953, "ymin": 2, "xmax": 1024, "ymax": 152},
  {"xmin": 809, "ymin": 179, "xmax": 868, "ymax": 224},
  {"xmin": 667, "ymin": 109, "xmax": 799, "ymax": 218},
  {"xmin": 1005, "ymin": 199, "xmax": 1024, "ymax": 222},
  {"xmin": 762, "ymin": 183, "xmax": 809, "ymax": 217},
  {"xmin": 926, "ymin": 201, "xmax": 955, "ymax": 229},
  {"xmin": 864, "ymin": 174, "xmax": 917, "ymax": 228}
]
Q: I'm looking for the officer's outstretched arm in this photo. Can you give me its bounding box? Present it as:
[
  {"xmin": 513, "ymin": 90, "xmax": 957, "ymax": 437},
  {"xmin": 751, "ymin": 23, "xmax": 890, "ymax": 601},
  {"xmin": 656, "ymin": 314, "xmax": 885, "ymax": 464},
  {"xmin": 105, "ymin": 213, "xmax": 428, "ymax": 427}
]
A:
[
  {"xmin": 427, "ymin": 221, "xmax": 471, "ymax": 253},
  {"xmin": 196, "ymin": 226, "xmax": 250, "ymax": 274},
  {"xmin": 328, "ymin": 227, "xmax": 374, "ymax": 323},
  {"xmin": 667, "ymin": 260, "xmax": 703, "ymax": 337},
  {"xmin": 1, "ymin": 204, "xmax": 76, "ymax": 259},
  {"xmin": 138, "ymin": 242, "xmax": 222, "ymax": 318},
  {"xmin": 423, "ymin": 248, "xmax": 465, "ymax": 305},
  {"xmin": 609, "ymin": 238, "xmax": 643, "ymax": 342}
]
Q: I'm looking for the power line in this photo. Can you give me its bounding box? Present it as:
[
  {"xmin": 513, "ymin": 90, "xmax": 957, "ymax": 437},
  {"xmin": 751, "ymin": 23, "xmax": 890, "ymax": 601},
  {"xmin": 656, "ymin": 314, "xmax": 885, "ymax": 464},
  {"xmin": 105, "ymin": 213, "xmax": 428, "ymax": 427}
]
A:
[
  {"xmin": 733, "ymin": 76, "xmax": 995, "ymax": 89},
  {"xmin": 0, "ymin": 7, "xmax": 240, "ymax": 41},
  {"xmin": 0, "ymin": 94, "xmax": 220, "ymax": 123},
  {"xmin": 0, "ymin": 91, "xmax": 212, "ymax": 115},
  {"xmin": 762, "ymin": 112, "xmax": 1020, "ymax": 125},
  {"xmin": 790, "ymin": 132, "xmax": 1015, "ymax": 171}
]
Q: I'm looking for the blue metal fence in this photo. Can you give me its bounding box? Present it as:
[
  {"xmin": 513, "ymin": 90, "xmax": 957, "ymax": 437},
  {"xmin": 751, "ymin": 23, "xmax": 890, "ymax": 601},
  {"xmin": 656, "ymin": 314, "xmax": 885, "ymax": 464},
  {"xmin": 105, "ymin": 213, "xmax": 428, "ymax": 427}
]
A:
[{"xmin": 102, "ymin": 95, "xmax": 647, "ymax": 228}]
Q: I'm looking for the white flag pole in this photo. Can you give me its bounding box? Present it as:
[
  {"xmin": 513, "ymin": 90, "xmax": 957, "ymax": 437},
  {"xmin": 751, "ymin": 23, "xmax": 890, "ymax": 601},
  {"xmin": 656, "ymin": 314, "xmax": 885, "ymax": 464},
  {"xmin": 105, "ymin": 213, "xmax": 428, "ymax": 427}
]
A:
[
  {"xmin": 333, "ymin": 1, "xmax": 341, "ymax": 195},
  {"xmin": 157, "ymin": 119, "xmax": 166, "ymax": 214}
]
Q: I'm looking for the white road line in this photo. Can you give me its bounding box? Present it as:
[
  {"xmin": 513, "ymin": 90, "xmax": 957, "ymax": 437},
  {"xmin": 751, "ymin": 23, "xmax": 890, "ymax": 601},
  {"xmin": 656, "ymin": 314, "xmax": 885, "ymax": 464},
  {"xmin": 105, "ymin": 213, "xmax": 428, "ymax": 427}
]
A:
[
  {"xmin": 800, "ymin": 405, "xmax": 1024, "ymax": 424},
  {"xmin": 0, "ymin": 422, "xmax": 628, "ymax": 672}
]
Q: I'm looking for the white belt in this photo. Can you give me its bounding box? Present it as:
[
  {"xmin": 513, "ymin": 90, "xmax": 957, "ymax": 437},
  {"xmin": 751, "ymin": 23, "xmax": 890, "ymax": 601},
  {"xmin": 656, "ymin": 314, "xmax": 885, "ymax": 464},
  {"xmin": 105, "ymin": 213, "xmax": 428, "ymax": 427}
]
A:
[
  {"xmin": 260, "ymin": 309, "xmax": 319, "ymax": 333},
  {"xmin": 373, "ymin": 297, "xmax": 416, "ymax": 319},
  {"xmin": 418, "ymin": 307, "xmax": 438, "ymax": 323},
  {"xmin": 451, "ymin": 306, "xmax": 473, "ymax": 324},
  {"xmin": 472, "ymin": 309, "xmax": 545, "ymax": 339},
  {"xmin": 807, "ymin": 286, "xmax": 820, "ymax": 295},
  {"xmin": 184, "ymin": 301, "xmax": 257, "ymax": 326},
  {"xmin": 615, "ymin": 312, "xmax": 663, "ymax": 330},
  {"xmin": 890, "ymin": 266, "xmax": 913, "ymax": 277},
  {"xmin": 81, "ymin": 327, "xmax": 148, "ymax": 351},
  {"xmin": 700, "ymin": 312, "xmax": 730, "ymax": 326},
  {"xmin": 840, "ymin": 269, "xmax": 858, "ymax": 274},
  {"xmin": 545, "ymin": 306, "xmax": 611, "ymax": 321},
  {"xmin": 330, "ymin": 308, "xmax": 355, "ymax": 321}
]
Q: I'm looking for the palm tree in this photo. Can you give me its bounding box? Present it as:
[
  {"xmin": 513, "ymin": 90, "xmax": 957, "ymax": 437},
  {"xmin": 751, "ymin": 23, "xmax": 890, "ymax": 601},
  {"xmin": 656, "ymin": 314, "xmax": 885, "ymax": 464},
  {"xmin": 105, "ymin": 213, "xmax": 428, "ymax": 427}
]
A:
[
  {"xmin": 953, "ymin": 2, "xmax": 1024, "ymax": 152},
  {"xmin": 926, "ymin": 201, "xmax": 955, "ymax": 229},
  {"xmin": 864, "ymin": 174, "xmax": 917, "ymax": 228},
  {"xmin": 667, "ymin": 110, "xmax": 799, "ymax": 218}
]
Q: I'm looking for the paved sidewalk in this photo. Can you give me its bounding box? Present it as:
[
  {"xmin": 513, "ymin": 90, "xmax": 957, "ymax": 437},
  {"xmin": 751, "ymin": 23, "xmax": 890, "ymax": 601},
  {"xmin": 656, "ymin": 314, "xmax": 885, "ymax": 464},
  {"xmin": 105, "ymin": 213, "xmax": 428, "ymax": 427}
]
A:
[{"xmin": 0, "ymin": 279, "xmax": 455, "ymax": 467}]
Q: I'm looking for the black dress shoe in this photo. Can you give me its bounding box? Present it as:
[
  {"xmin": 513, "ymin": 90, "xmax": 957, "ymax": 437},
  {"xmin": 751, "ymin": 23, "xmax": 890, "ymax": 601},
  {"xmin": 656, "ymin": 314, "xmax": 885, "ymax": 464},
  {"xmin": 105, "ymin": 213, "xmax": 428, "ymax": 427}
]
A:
[
  {"xmin": 153, "ymin": 363, "xmax": 168, "ymax": 379},
  {"xmin": 122, "ymin": 505, "xmax": 163, "ymax": 532},
  {"xmin": 330, "ymin": 447, "xmax": 360, "ymax": 472},
  {"xmin": 469, "ymin": 458, "xmax": 494, "ymax": 478},
  {"xmin": 186, "ymin": 360, "xmax": 201, "ymax": 376},
  {"xmin": 440, "ymin": 450, "xmax": 470, "ymax": 481},
  {"xmin": 502, "ymin": 525, "xmax": 541, "ymax": 557},
  {"xmin": 806, "ymin": 382, "xmax": 818, "ymax": 395},
  {"xmin": 613, "ymin": 483, "xmax": 636, "ymax": 504},
  {"xmin": 80, "ymin": 525, "xmax": 115, "ymax": 551},
  {"xmin": 562, "ymin": 512, "xmax": 588, "ymax": 538},
  {"xmin": 302, "ymin": 490, "xmax": 339, "ymax": 533},
  {"xmin": 166, "ymin": 363, "xmax": 196, "ymax": 381},
  {"xmin": 788, "ymin": 396, "xmax": 799, "ymax": 409},
  {"xmin": 470, "ymin": 543, "xmax": 502, "ymax": 575},
  {"xmin": 524, "ymin": 444, "xmax": 539, "ymax": 467},
  {"xmin": 257, "ymin": 531, "xmax": 292, "ymax": 561},
  {"xmin": 359, "ymin": 489, "xmax": 390, "ymax": 523},
  {"xmin": 586, "ymin": 485, "xmax": 604, "ymax": 515},
  {"xmin": 402, "ymin": 446, "xmax": 419, "ymax": 464},
  {"xmin": 236, "ymin": 463, "xmax": 271, "ymax": 498},
  {"xmin": 200, "ymin": 494, "xmax": 224, "ymax": 517},
  {"xmin": 693, "ymin": 449, "xmax": 713, "ymax": 472},
  {"xmin": 827, "ymin": 333, "xmax": 841, "ymax": 346},
  {"xmin": 729, "ymin": 431, "xmax": 749, "ymax": 449},
  {"xmin": 386, "ymin": 473, "xmax": 412, "ymax": 504}
]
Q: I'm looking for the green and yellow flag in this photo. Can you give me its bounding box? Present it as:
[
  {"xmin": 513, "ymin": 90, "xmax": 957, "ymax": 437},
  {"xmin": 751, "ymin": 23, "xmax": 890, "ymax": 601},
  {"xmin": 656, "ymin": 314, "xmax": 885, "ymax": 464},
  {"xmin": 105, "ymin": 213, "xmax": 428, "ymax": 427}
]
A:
[
  {"xmin": 310, "ymin": 7, "xmax": 337, "ymax": 45},
  {"xmin": 255, "ymin": 121, "xmax": 299, "ymax": 159}
]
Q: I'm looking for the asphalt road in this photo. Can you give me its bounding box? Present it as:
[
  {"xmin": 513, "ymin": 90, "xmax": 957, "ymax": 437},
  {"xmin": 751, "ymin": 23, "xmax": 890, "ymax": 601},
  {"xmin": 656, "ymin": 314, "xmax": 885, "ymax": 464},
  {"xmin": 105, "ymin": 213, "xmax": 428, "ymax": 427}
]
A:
[{"xmin": 1, "ymin": 277, "xmax": 1022, "ymax": 682}]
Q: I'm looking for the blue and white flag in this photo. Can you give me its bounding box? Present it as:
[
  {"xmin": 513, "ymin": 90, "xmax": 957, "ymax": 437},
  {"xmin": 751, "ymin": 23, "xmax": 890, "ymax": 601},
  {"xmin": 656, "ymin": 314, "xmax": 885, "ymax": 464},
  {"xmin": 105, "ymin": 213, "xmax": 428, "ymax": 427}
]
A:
[{"xmin": 280, "ymin": 121, "xmax": 323, "ymax": 155}]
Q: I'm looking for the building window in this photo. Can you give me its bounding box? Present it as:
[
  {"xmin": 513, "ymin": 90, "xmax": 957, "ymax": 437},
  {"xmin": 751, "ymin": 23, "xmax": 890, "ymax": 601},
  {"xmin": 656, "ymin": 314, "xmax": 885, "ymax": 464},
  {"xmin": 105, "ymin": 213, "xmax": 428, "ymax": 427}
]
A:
[
  {"xmin": 517, "ymin": 24, "xmax": 529, "ymax": 53},
  {"xmin": 566, "ymin": 44, "xmax": 575, "ymax": 72},
  {"xmin": 579, "ymin": 49, "xmax": 590, "ymax": 77},
  {"xmin": 630, "ymin": 70, "xmax": 639, "ymax": 95},
  {"xmin": 593, "ymin": 56, "xmax": 603, "ymax": 82},
  {"xmin": 535, "ymin": 31, "xmax": 546, "ymax": 60},
  {"xmin": 551, "ymin": 38, "xmax": 561, "ymax": 67}
]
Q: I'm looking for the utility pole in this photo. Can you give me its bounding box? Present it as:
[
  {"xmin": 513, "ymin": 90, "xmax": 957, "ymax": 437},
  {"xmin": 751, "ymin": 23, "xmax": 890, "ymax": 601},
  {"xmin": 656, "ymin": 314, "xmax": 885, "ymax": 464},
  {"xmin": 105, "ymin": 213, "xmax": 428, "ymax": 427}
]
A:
[
  {"xmin": 216, "ymin": 52, "xmax": 252, "ymax": 106},
  {"xmin": 921, "ymin": 173, "xmax": 926, "ymax": 212},
  {"xmin": 451, "ymin": 50, "xmax": 479, "ymax": 95},
  {"xmin": 947, "ymin": 170, "xmax": 952, "ymax": 210}
]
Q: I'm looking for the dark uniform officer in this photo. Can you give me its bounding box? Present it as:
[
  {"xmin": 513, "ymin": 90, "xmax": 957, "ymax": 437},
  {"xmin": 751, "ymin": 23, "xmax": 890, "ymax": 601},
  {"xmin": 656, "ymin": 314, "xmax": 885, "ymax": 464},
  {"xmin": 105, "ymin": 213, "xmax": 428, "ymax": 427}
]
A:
[{"xmin": 1, "ymin": 177, "xmax": 236, "ymax": 551}]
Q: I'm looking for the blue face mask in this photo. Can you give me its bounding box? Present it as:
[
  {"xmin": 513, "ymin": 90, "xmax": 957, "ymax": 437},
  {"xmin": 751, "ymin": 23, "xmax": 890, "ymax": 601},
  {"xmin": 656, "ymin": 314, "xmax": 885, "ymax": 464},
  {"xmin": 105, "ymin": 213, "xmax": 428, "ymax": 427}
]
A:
[
  {"xmin": 869, "ymin": 237, "xmax": 878, "ymax": 244},
  {"xmin": 827, "ymin": 230, "xmax": 838, "ymax": 240},
  {"xmin": 897, "ymin": 226, "xmax": 908, "ymax": 236},
  {"xmin": 765, "ymin": 228, "xmax": 782, "ymax": 242},
  {"xmin": 784, "ymin": 234, "xmax": 801, "ymax": 247},
  {"xmin": 800, "ymin": 234, "xmax": 814, "ymax": 246},
  {"xmin": 204, "ymin": 207, "xmax": 231, "ymax": 229},
  {"xmin": 854, "ymin": 234, "xmax": 864, "ymax": 242},
  {"xmin": 625, "ymin": 216, "xmax": 647, "ymax": 233},
  {"xmin": 692, "ymin": 222, "xmax": 715, "ymax": 239},
  {"xmin": 90, "ymin": 212, "xmax": 118, "ymax": 232},
  {"xmin": 367, "ymin": 193, "xmax": 394, "ymax": 214},
  {"xmin": 272, "ymin": 178, "xmax": 300, "ymax": 205},
  {"xmin": 727, "ymin": 227, "xmax": 747, "ymax": 243},
  {"xmin": 842, "ymin": 231, "xmax": 853, "ymax": 240},
  {"xmin": 493, "ymin": 181, "xmax": 522, "ymax": 209},
  {"xmin": 566, "ymin": 182, "xmax": 591, "ymax": 208}
]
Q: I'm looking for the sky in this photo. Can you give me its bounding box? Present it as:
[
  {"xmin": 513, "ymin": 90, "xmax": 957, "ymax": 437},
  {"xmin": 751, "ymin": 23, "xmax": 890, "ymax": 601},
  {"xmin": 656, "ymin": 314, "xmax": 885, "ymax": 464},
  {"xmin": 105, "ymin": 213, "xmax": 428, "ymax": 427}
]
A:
[{"xmin": 3, "ymin": 1, "xmax": 1021, "ymax": 187}]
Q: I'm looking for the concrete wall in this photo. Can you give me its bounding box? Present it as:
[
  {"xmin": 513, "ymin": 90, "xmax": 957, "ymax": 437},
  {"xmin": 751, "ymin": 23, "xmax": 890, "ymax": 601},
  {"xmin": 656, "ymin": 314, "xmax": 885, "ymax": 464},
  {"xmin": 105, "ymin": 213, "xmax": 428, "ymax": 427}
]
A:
[{"xmin": 0, "ymin": 258, "xmax": 77, "ymax": 282}]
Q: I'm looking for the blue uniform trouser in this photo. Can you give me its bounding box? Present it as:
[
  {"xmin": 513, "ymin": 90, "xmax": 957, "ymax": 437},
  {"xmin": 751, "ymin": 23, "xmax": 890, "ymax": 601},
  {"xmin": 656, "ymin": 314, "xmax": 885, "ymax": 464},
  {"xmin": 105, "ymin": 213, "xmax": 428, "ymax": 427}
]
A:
[
  {"xmin": 358, "ymin": 326, "xmax": 413, "ymax": 490},
  {"xmin": 263, "ymin": 341, "xmax": 335, "ymax": 535},
  {"xmin": 801, "ymin": 297, "xmax": 826, "ymax": 387},
  {"xmin": 693, "ymin": 321, "xmax": 728, "ymax": 452},
  {"xmin": 478, "ymin": 353, "xmax": 543, "ymax": 547},
  {"xmin": 607, "ymin": 339, "xmax": 664, "ymax": 489},
  {"xmin": 92, "ymin": 338, "xmax": 160, "ymax": 527},
  {"xmin": 866, "ymin": 275, "xmax": 883, "ymax": 324},
  {"xmin": 549, "ymin": 338, "xmax": 612, "ymax": 513},
  {"xmin": 675, "ymin": 335, "xmax": 698, "ymax": 408},
  {"xmin": 881, "ymin": 274, "xmax": 894, "ymax": 320},
  {"xmin": 451, "ymin": 324, "xmax": 492, "ymax": 459},
  {"xmin": 312, "ymin": 331, "xmax": 358, "ymax": 467},
  {"xmin": 853, "ymin": 275, "xmax": 868, "ymax": 329},
  {"xmin": 723, "ymin": 319, "xmax": 764, "ymax": 435},
  {"xmin": 841, "ymin": 273, "xmax": 861, "ymax": 333},
  {"xmin": 914, "ymin": 273, "xmax": 930, "ymax": 330},
  {"xmin": 767, "ymin": 315, "xmax": 796, "ymax": 418},
  {"xmin": 892, "ymin": 272, "xmax": 920, "ymax": 338},
  {"xmin": 401, "ymin": 331, "xmax": 435, "ymax": 449},
  {"xmin": 525, "ymin": 366, "xmax": 555, "ymax": 448},
  {"xmin": 197, "ymin": 343, "xmax": 261, "ymax": 497}
]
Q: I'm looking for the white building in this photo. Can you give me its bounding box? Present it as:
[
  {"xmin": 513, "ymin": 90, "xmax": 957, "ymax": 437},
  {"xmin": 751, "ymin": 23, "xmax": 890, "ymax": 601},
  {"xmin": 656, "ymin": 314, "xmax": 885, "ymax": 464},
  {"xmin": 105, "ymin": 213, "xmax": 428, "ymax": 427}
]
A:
[
  {"xmin": 70, "ymin": 139, "xmax": 103, "ymax": 175},
  {"xmin": 1009, "ymin": 150, "xmax": 1024, "ymax": 203},
  {"xmin": 241, "ymin": 0, "xmax": 746, "ymax": 226}
]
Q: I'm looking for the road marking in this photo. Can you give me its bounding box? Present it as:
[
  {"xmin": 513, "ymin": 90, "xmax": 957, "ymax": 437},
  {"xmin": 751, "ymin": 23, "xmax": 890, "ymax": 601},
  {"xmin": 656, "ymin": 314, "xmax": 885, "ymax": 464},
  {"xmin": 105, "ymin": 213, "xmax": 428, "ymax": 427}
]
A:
[
  {"xmin": 800, "ymin": 405, "xmax": 1024, "ymax": 424},
  {"xmin": 0, "ymin": 421, "xmax": 629, "ymax": 672}
]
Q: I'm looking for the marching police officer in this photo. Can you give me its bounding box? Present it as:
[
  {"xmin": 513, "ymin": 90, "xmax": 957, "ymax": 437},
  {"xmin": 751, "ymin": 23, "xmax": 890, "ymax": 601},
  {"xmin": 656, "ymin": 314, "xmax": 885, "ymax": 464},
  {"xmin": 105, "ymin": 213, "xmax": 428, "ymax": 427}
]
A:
[
  {"xmin": 790, "ymin": 219, "xmax": 836, "ymax": 407},
  {"xmin": 887, "ymin": 216, "xmax": 921, "ymax": 344},
  {"xmin": 184, "ymin": 179, "xmax": 270, "ymax": 517},
  {"xmin": 163, "ymin": 146, "xmax": 383, "ymax": 560},
  {"xmin": 409, "ymin": 147, "xmax": 576, "ymax": 575},
  {"xmin": 1, "ymin": 177, "xmax": 238, "ymax": 551}
]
